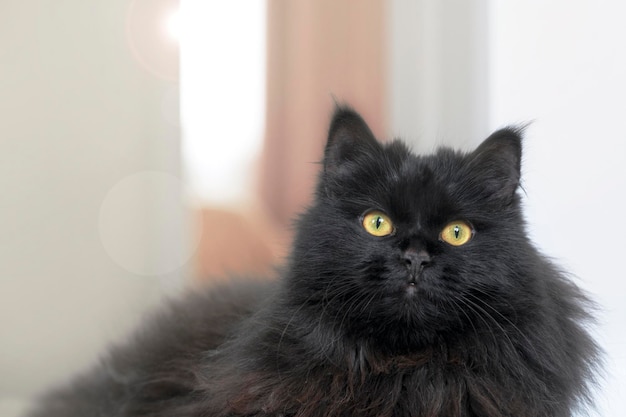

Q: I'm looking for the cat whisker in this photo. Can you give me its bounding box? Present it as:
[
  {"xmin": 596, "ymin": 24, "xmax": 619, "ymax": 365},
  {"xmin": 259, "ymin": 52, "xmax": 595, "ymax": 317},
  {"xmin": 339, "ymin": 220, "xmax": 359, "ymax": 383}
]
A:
[
  {"xmin": 364, "ymin": 290, "xmax": 383, "ymax": 323},
  {"xmin": 448, "ymin": 296, "xmax": 479, "ymax": 340},
  {"xmin": 337, "ymin": 289, "xmax": 369, "ymax": 331},
  {"xmin": 457, "ymin": 293, "xmax": 518, "ymax": 355},
  {"xmin": 277, "ymin": 292, "xmax": 318, "ymax": 379},
  {"xmin": 470, "ymin": 281, "xmax": 520, "ymax": 322},
  {"xmin": 462, "ymin": 290, "xmax": 542, "ymax": 362},
  {"xmin": 453, "ymin": 294, "xmax": 503, "ymax": 349},
  {"xmin": 315, "ymin": 279, "xmax": 366, "ymax": 348}
]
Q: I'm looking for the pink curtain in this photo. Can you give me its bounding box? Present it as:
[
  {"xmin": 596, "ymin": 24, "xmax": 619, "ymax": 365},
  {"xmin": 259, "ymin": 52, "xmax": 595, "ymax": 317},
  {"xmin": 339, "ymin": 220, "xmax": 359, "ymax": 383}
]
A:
[{"xmin": 195, "ymin": 0, "xmax": 387, "ymax": 281}]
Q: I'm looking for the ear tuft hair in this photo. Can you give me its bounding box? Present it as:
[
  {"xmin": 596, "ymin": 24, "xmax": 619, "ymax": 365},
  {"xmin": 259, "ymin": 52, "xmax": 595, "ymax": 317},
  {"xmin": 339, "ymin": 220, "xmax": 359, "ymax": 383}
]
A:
[
  {"xmin": 468, "ymin": 126, "xmax": 524, "ymax": 203},
  {"xmin": 323, "ymin": 107, "xmax": 380, "ymax": 175}
]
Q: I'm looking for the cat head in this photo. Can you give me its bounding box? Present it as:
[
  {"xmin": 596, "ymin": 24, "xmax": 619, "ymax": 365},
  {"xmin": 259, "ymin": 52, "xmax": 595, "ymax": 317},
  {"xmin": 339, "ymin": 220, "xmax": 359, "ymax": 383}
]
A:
[{"xmin": 287, "ymin": 107, "xmax": 534, "ymax": 352}]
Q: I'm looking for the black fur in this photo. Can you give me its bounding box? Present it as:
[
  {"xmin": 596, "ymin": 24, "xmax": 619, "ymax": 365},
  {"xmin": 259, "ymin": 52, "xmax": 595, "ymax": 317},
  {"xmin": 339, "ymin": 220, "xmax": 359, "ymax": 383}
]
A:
[{"xmin": 26, "ymin": 108, "xmax": 601, "ymax": 417}]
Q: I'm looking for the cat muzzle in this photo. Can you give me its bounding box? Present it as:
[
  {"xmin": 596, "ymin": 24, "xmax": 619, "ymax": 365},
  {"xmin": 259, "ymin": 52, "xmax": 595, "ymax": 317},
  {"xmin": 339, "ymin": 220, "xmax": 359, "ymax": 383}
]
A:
[{"xmin": 402, "ymin": 249, "xmax": 431, "ymax": 282}]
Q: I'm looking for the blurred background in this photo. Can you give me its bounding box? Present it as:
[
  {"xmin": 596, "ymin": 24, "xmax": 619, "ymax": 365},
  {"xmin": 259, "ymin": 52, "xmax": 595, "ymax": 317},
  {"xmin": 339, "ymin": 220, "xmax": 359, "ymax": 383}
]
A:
[{"xmin": 1, "ymin": 1, "xmax": 624, "ymax": 416}]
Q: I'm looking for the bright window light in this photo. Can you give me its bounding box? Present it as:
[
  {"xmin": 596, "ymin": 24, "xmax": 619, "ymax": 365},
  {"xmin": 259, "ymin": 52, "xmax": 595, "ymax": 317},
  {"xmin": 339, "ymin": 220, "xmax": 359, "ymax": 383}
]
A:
[
  {"xmin": 166, "ymin": 9, "xmax": 180, "ymax": 41},
  {"xmin": 179, "ymin": 1, "xmax": 266, "ymax": 206}
]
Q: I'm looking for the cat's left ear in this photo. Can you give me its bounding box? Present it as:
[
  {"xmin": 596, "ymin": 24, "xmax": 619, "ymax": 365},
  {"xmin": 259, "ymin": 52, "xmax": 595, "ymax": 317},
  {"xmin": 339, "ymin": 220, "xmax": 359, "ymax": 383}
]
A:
[
  {"xmin": 468, "ymin": 127, "xmax": 523, "ymax": 203},
  {"xmin": 323, "ymin": 107, "xmax": 381, "ymax": 176}
]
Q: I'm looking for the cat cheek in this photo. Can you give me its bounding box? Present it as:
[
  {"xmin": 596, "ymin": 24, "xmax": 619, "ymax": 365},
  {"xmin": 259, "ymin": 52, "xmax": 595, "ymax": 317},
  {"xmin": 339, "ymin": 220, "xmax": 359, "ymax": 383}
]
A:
[{"xmin": 360, "ymin": 255, "xmax": 391, "ymax": 280}]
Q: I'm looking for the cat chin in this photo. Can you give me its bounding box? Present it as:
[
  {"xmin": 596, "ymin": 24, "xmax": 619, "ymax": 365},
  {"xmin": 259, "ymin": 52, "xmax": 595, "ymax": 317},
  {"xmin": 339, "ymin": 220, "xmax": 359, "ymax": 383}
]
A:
[
  {"xmin": 394, "ymin": 280, "xmax": 431, "ymax": 303},
  {"xmin": 367, "ymin": 291, "xmax": 458, "ymax": 337},
  {"xmin": 404, "ymin": 282, "xmax": 418, "ymax": 297},
  {"xmin": 383, "ymin": 268, "xmax": 447, "ymax": 302}
]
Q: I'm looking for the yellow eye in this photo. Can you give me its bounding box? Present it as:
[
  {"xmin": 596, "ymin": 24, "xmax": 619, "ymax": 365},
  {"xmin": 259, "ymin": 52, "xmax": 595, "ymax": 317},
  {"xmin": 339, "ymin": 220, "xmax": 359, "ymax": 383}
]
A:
[
  {"xmin": 362, "ymin": 211, "xmax": 395, "ymax": 237},
  {"xmin": 440, "ymin": 221, "xmax": 473, "ymax": 246}
]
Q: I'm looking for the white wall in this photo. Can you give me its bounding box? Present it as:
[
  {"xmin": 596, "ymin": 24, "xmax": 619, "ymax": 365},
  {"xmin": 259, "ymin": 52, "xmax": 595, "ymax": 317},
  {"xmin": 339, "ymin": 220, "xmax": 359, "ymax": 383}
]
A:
[
  {"xmin": 389, "ymin": 0, "xmax": 490, "ymax": 151},
  {"xmin": 0, "ymin": 1, "xmax": 185, "ymax": 415},
  {"xmin": 489, "ymin": 1, "xmax": 626, "ymax": 416}
]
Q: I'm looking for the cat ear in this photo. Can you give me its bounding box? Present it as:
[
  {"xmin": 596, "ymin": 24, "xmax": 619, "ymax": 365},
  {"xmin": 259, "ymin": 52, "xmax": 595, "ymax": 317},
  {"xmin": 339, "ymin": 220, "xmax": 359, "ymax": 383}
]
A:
[
  {"xmin": 468, "ymin": 127, "xmax": 523, "ymax": 203},
  {"xmin": 323, "ymin": 107, "xmax": 381, "ymax": 176}
]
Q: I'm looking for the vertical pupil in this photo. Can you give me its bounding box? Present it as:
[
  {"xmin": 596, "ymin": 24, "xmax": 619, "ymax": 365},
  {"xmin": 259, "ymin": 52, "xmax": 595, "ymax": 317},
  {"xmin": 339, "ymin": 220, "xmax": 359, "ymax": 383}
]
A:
[
  {"xmin": 375, "ymin": 216, "xmax": 383, "ymax": 229},
  {"xmin": 454, "ymin": 225, "xmax": 460, "ymax": 239}
]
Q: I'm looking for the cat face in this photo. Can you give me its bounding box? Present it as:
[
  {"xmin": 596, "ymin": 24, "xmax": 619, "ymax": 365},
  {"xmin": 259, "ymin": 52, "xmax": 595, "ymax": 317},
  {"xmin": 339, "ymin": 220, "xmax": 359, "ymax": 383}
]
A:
[{"xmin": 288, "ymin": 108, "xmax": 532, "ymax": 352}]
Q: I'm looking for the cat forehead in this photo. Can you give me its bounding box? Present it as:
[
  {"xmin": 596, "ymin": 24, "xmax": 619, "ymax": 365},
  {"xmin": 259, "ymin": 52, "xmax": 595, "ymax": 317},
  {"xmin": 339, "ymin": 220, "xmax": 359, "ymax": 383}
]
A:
[
  {"xmin": 321, "ymin": 137, "xmax": 474, "ymax": 214},
  {"xmin": 348, "ymin": 144, "xmax": 466, "ymax": 212},
  {"xmin": 382, "ymin": 143, "xmax": 466, "ymax": 184}
]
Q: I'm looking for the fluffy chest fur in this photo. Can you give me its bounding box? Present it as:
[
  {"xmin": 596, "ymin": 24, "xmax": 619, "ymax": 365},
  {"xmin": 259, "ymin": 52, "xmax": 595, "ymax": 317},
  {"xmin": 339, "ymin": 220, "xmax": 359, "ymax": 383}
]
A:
[{"xmin": 214, "ymin": 339, "xmax": 558, "ymax": 417}]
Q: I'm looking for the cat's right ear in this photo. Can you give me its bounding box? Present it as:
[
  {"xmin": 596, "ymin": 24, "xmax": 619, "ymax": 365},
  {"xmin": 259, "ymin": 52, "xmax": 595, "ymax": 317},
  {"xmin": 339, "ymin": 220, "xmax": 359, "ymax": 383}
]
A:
[{"xmin": 323, "ymin": 107, "xmax": 381, "ymax": 176}]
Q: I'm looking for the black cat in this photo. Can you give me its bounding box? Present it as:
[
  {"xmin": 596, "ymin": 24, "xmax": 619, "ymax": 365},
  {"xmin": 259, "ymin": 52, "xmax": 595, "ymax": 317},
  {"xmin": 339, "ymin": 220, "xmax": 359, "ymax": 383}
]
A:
[{"xmin": 27, "ymin": 108, "xmax": 601, "ymax": 417}]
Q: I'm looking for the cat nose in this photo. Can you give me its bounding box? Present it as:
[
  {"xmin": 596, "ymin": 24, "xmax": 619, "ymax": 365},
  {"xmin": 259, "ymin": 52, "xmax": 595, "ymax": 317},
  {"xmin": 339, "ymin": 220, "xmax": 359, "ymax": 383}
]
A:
[{"xmin": 402, "ymin": 249, "xmax": 431, "ymax": 269}]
